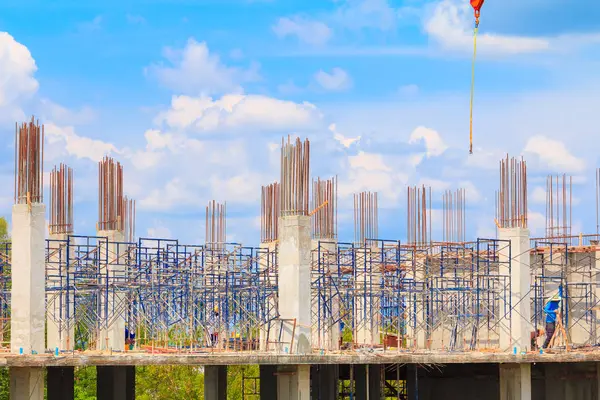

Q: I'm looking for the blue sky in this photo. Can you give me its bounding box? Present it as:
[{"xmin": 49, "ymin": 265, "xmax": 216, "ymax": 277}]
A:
[{"xmin": 1, "ymin": 0, "xmax": 600, "ymax": 245}]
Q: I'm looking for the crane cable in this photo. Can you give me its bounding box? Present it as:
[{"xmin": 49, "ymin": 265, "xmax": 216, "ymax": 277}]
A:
[
  {"xmin": 469, "ymin": 19, "xmax": 479, "ymax": 154},
  {"xmin": 469, "ymin": 0, "xmax": 484, "ymax": 154}
]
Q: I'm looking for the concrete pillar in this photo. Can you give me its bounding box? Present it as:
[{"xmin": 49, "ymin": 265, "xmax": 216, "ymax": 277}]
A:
[
  {"xmin": 277, "ymin": 215, "xmax": 311, "ymax": 354},
  {"xmin": 204, "ymin": 365, "xmax": 227, "ymax": 400},
  {"xmin": 97, "ymin": 366, "xmax": 135, "ymax": 400},
  {"xmin": 499, "ymin": 228, "xmax": 532, "ymax": 352},
  {"xmin": 405, "ymin": 251, "xmax": 426, "ymax": 350},
  {"xmin": 310, "ymin": 364, "xmax": 338, "ymax": 400},
  {"xmin": 47, "ymin": 234, "xmax": 74, "ymax": 352},
  {"xmin": 47, "ymin": 366, "xmax": 74, "ymax": 400},
  {"xmin": 97, "ymin": 230, "xmax": 126, "ymax": 351},
  {"xmin": 355, "ymin": 246, "xmax": 381, "ymax": 347},
  {"xmin": 10, "ymin": 368, "xmax": 44, "ymax": 400},
  {"xmin": 500, "ymin": 364, "xmax": 531, "ymax": 400},
  {"xmin": 277, "ymin": 365, "xmax": 310, "ymax": 400},
  {"xmin": 312, "ymin": 240, "xmax": 340, "ymax": 351},
  {"xmin": 259, "ymin": 242, "xmax": 277, "ymax": 351},
  {"xmin": 260, "ymin": 365, "xmax": 278, "ymax": 400},
  {"xmin": 11, "ymin": 203, "xmax": 46, "ymax": 355},
  {"xmin": 10, "ymin": 204, "xmax": 45, "ymax": 400},
  {"xmin": 355, "ymin": 364, "xmax": 382, "ymax": 400}
]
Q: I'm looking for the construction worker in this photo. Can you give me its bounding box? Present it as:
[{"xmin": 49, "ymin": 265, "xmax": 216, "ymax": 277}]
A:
[{"xmin": 542, "ymin": 286, "xmax": 562, "ymax": 349}]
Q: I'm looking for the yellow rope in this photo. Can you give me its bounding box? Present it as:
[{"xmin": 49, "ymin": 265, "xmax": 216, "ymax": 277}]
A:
[{"xmin": 469, "ymin": 25, "xmax": 478, "ymax": 154}]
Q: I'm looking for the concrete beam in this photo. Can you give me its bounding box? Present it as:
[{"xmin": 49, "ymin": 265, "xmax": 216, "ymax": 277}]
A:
[
  {"xmin": 47, "ymin": 366, "xmax": 74, "ymax": 400},
  {"xmin": 204, "ymin": 365, "xmax": 227, "ymax": 400},
  {"xmin": 97, "ymin": 366, "xmax": 135, "ymax": 400}
]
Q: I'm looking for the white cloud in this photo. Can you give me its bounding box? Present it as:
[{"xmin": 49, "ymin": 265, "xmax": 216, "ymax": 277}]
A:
[
  {"xmin": 314, "ymin": 68, "xmax": 352, "ymax": 91},
  {"xmin": 40, "ymin": 99, "xmax": 96, "ymax": 125},
  {"xmin": 146, "ymin": 38, "xmax": 260, "ymax": 95},
  {"xmin": 531, "ymin": 186, "xmax": 546, "ymax": 204},
  {"xmin": 329, "ymin": 123, "xmax": 360, "ymax": 148},
  {"xmin": 528, "ymin": 210, "xmax": 546, "ymax": 237},
  {"xmin": 0, "ymin": 32, "xmax": 39, "ymax": 109},
  {"xmin": 78, "ymin": 16, "xmax": 103, "ymax": 32},
  {"xmin": 147, "ymin": 224, "xmax": 172, "ymax": 239},
  {"xmin": 425, "ymin": 0, "xmax": 549, "ymax": 55},
  {"xmin": 408, "ymin": 126, "xmax": 447, "ymax": 158},
  {"xmin": 44, "ymin": 123, "xmax": 117, "ymax": 162},
  {"xmin": 272, "ymin": 16, "xmax": 332, "ymax": 46},
  {"xmin": 523, "ymin": 135, "xmax": 585, "ymax": 173},
  {"xmin": 155, "ymin": 94, "xmax": 322, "ymax": 132},
  {"xmin": 332, "ymin": 0, "xmax": 414, "ymax": 31},
  {"xmin": 348, "ymin": 151, "xmax": 390, "ymax": 171}
]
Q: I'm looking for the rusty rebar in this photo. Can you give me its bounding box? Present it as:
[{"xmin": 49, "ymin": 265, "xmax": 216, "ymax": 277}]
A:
[
  {"xmin": 98, "ymin": 156, "xmax": 134, "ymax": 236},
  {"xmin": 443, "ymin": 188, "xmax": 466, "ymax": 243},
  {"xmin": 280, "ymin": 136, "xmax": 310, "ymax": 217},
  {"xmin": 14, "ymin": 116, "xmax": 44, "ymax": 205},
  {"xmin": 311, "ymin": 176, "xmax": 337, "ymax": 240},
  {"xmin": 49, "ymin": 163, "xmax": 73, "ymax": 235},
  {"xmin": 261, "ymin": 182, "xmax": 280, "ymax": 243},
  {"xmin": 545, "ymin": 174, "xmax": 572, "ymax": 243},
  {"xmin": 354, "ymin": 191, "xmax": 378, "ymax": 245},
  {"xmin": 496, "ymin": 155, "xmax": 527, "ymax": 229},
  {"xmin": 407, "ymin": 185, "xmax": 431, "ymax": 246},
  {"xmin": 206, "ymin": 200, "xmax": 226, "ymax": 251}
]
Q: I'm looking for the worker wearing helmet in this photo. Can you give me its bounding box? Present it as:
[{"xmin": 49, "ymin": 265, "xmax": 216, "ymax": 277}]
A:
[{"xmin": 542, "ymin": 286, "xmax": 562, "ymax": 349}]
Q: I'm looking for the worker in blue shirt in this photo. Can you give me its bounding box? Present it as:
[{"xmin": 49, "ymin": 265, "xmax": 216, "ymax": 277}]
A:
[{"xmin": 542, "ymin": 286, "xmax": 562, "ymax": 349}]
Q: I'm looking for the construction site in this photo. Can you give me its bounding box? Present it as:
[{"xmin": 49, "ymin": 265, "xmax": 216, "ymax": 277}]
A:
[{"xmin": 5, "ymin": 117, "xmax": 600, "ymax": 400}]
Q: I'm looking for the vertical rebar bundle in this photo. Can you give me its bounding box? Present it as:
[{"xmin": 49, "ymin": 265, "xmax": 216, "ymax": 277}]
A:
[
  {"xmin": 545, "ymin": 174, "xmax": 572, "ymax": 241},
  {"xmin": 14, "ymin": 116, "xmax": 44, "ymax": 204},
  {"xmin": 354, "ymin": 191, "xmax": 378, "ymax": 244},
  {"xmin": 98, "ymin": 156, "xmax": 125, "ymax": 232},
  {"xmin": 311, "ymin": 176, "xmax": 337, "ymax": 240},
  {"xmin": 443, "ymin": 188, "xmax": 466, "ymax": 243},
  {"xmin": 49, "ymin": 164, "xmax": 73, "ymax": 235},
  {"xmin": 261, "ymin": 182, "xmax": 280, "ymax": 243},
  {"xmin": 407, "ymin": 185, "xmax": 431, "ymax": 246},
  {"xmin": 280, "ymin": 136, "xmax": 310, "ymax": 217},
  {"xmin": 123, "ymin": 196, "xmax": 136, "ymax": 242},
  {"xmin": 206, "ymin": 200, "xmax": 226, "ymax": 251},
  {"xmin": 496, "ymin": 155, "xmax": 527, "ymax": 229}
]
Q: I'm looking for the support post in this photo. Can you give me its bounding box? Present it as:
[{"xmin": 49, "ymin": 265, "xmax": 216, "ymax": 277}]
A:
[
  {"xmin": 260, "ymin": 365, "xmax": 278, "ymax": 400},
  {"xmin": 97, "ymin": 230, "xmax": 126, "ymax": 351},
  {"xmin": 277, "ymin": 215, "xmax": 311, "ymax": 354},
  {"xmin": 47, "ymin": 366, "xmax": 74, "ymax": 400},
  {"xmin": 500, "ymin": 364, "xmax": 531, "ymax": 400},
  {"xmin": 10, "ymin": 203, "xmax": 46, "ymax": 400},
  {"xmin": 47, "ymin": 234, "xmax": 74, "ymax": 352},
  {"xmin": 97, "ymin": 366, "xmax": 135, "ymax": 400},
  {"xmin": 204, "ymin": 366, "xmax": 227, "ymax": 400},
  {"xmin": 499, "ymin": 227, "xmax": 532, "ymax": 352},
  {"xmin": 277, "ymin": 365, "xmax": 310, "ymax": 400}
]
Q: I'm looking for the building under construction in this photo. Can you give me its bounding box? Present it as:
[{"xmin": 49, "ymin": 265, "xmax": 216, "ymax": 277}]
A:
[{"xmin": 6, "ymin": 118, "xmax": 600, "ymax": 400}]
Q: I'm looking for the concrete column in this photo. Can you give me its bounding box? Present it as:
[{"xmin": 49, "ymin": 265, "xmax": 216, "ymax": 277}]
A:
[
  {"xmin": 10, "ymin": 368, "xmax": 44, "ymax": 400},
  {"xmin": 405, "ymin": 252, "xmax": 426, "ymax": 350},
  {"xmin": 277, "ymin": 365, "xmax": 310, "ymax": 400},
  {"xmin": 355, "ymin": 246, "xmax": 380, "ymax": 347},
  {"xmin": 97, "ymin": 230, "xmax": 126, "ymax": 351},
  {"xmin": 500, "ymin": 364, "xmax": 531, "ymax": 400},
  {"xmin": 97, "ymin": 366, "xmax": 135, "ymax": 400},
  {"xmin": 499, "ymin": 228, "xmax": 532, "ymax": 352},
  {"xmin": 260, "ymin": 365, "xmax": 278, "ymax": 400},
  {"xmin": 310, "ymin": 364, "xmax": 338, "ymax": 400},
  {"xmin": 10, "ymin": 204, "xmax": 45, "ymax": 400},
  {"xmin": 277, "ymin": 215, "xmax": 311, "ymax": 354},
  {"xmin": 355, "ymin": 364, "xmax": 382, "ymax": 400},
  {"xmin": 47, "ymin": 234, "xmax": 74, "ymax": 352},
  {"xmin": 312, "ymin": 240, "xmax": 340, "ymax": 351},
  {"xmin": 204, "ymin": 365, "xmax": 227, "ymax": 400},
  {"xmin": 11, "ymin": 203, "xmax": 46, "ymax": 355},
  {"xmin": 47, "ymin": 366, "xmax": 74, "ymax": 400},
  {"xmin": 259, "ymin": 242, "xmax": 277, "ymax": 351}
]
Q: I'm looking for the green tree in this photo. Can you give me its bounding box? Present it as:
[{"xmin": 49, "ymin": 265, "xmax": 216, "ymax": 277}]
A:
[
  {"xmin": 136, "ymin": 366, "xmax": 204, "ymax": 400},
  {"xmin": 0, "ymin": 217, "xmax": 9, "ymax": 243}
]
